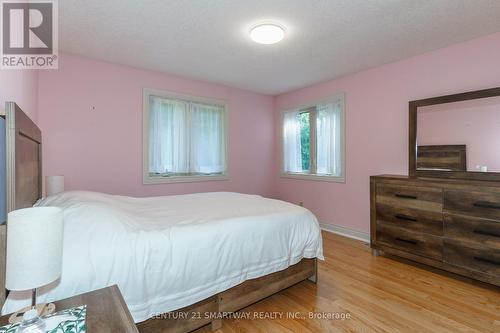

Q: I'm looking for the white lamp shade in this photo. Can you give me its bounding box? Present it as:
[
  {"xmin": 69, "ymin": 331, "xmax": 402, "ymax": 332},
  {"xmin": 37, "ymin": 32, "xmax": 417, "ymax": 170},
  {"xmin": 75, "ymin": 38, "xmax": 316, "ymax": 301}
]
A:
[
  {"xmin": 6, "ymin": 207, "xmax": 64, "ymax": 291},
  {"xmin": 46, "ymin": 175, "xmax": 64, "ymax": 196}
]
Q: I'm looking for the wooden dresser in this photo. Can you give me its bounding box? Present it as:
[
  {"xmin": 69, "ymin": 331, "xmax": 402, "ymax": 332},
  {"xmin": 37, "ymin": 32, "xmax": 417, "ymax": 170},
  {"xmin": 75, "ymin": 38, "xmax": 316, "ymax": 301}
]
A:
[{"xmin": 370, "ymin": 175, "xmax": 500, "ymax": 286}]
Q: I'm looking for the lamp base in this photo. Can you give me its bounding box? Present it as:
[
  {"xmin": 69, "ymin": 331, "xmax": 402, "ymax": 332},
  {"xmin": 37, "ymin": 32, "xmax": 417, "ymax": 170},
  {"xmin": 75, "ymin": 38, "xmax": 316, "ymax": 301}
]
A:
[
  {"xmin": 8, "ymin": 303, "xmax": 56, "ymax": 324},
  {"xmin": 15, "ymin": 308, "xmax": 46, "ymax": 333}
]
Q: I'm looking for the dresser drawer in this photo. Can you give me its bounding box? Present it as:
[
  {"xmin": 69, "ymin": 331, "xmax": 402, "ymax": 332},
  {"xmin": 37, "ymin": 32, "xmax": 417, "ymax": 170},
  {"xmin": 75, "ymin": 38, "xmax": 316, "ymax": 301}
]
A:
[
  {"xmin": 444, "ymin": 190, "xmax": 500, "ymax": 221},
  {"xmin": 376, "ymin": 223, "xmax": 443, "ymax": 260},
  {"xmin": 444, "ymin": 213, "xmax": 500, "ymax": 250},
  {"xmin": 376, "ymin": 203, "xmax": 443, "ymax": 236},
  {"xmin": 444, "ymin": 240, "xmax": 500, "ymax": 276},
  {"xmin": 377, "ymin": 184, "xmax": 442, "ymax": 212}
]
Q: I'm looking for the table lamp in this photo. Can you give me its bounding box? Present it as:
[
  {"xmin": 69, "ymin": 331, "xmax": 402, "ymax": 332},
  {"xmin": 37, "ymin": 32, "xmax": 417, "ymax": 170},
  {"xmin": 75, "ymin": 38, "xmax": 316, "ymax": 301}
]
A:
[
  {"xmin": 46, "ymin": 176, "xmax": 65, "ymax": 196},
  {"xmin": 6, "ymin": 207, "xmax": 64, "ymax": 332}
]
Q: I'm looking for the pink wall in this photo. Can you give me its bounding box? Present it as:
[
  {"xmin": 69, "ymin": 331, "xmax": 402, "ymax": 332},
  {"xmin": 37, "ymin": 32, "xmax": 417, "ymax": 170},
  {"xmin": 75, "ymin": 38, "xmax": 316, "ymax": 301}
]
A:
[
  {"xmin": 37, "ymin": 31, "xmax": 500, "ymax": 234},
  {"xmin": 418, "ymin": 96, "xmax": 500, "ymax": 172},
  {"xmin": 38, "ymin": 54, "xmax": 275, "ymax": 197},
  {"xmin": 0, "ymin": 70, "xmax": 38, "ymax": 122},
  {"xmin": 274, "ymin": 32, "xmax": 500, "ymax": 233}
]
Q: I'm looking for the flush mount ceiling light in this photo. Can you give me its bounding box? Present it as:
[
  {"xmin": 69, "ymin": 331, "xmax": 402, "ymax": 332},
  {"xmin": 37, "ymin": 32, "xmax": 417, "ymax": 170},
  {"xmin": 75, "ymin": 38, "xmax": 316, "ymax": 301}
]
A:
[{"xmin": 250, "ymin": 23, "xmax": 285, "ymax": 44}]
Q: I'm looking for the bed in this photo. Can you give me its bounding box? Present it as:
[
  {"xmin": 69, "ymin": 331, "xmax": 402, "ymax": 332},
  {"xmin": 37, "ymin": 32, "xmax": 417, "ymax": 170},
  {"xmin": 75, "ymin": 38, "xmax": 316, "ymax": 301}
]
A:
[{"xmin": 0, "ymin": 102, "xmax": 323, "ymax": 332}]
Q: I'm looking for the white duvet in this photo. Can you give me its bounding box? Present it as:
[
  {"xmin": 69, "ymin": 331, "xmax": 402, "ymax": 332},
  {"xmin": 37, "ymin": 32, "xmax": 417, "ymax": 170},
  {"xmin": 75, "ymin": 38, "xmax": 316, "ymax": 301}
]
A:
[{"xmin": 3, "ymin": 191, "xmax": 323, "ymax": 322}]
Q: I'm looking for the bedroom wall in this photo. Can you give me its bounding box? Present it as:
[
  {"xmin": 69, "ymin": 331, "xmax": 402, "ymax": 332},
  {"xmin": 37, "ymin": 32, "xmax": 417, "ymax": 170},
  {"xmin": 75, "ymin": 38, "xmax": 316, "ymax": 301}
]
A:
[
  {"xmin": 0, "ymin": 70, "xmax": 38, "ymax": 121},
  {"xmin": 38, "ymin": 54, "xmax": 276, "ymax": 197},
  {"xmin": 274, "ymin": 31, "xmax": 500, "ymax": 234}
]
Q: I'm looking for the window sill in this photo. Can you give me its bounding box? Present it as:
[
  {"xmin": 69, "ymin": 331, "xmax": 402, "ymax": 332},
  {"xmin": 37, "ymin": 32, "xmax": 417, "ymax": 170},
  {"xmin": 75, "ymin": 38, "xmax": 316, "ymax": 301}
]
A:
[
  {"xmin": 144, "ymin": 174, "xmax": 229, "ymax": 184},
  {"xmin": 280, "ymin": 172, "xmax": 345, "ymax": 183}
]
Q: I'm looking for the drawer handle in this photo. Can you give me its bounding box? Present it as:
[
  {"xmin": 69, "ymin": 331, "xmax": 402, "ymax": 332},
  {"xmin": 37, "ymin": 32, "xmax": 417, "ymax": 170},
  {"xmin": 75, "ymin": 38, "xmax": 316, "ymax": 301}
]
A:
[
  {"xmin": 473, "ymin": 201, "xmax": 500, "ymax": 210},
  {"xmin": 395, "ymin": 214, "xmax": 417, "ymax": 222},
  {"xmin": 395, "ymin": 194, "xmax": 417, "ymax": 200},
  {"xmin": 395, "ymin": 237, "xmax": 417, "ymax": 245},
  {"xmin": 473, "ymin": 256, "xmax": 500, "ymax": 267},
  {"xmin": 473, "ymin": 229, "xmax": 500, "ymax": 238}
]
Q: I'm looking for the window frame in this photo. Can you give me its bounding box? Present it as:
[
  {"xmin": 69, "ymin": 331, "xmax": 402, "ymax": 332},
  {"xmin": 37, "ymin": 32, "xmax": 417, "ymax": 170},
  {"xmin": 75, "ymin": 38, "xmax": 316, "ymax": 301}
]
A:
[
  {"xmin": 280, "ymin": 93, "xmax": 346, "ymax": 183},
  {"xmin": 143, "ymin": 88, "xmax": 229, "ymax": 184}
]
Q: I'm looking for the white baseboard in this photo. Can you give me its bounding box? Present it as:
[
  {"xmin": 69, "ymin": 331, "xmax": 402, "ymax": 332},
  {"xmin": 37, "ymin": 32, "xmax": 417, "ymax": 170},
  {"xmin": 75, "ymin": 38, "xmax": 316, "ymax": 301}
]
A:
[{"xmin": 320, "ymin": 223, "xmax": 370, "ymax": 243}]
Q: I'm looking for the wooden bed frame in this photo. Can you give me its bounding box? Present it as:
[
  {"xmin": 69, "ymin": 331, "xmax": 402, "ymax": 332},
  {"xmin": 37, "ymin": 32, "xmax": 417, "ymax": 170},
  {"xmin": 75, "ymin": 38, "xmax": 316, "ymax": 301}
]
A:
[
  {"xmin": 137, "ymin": 259, "xmax": 317, "ymax": 333},
  {"xmin": 416, "ymin": 144, "xmax": 467, "ymax": 171},
  {"xmin": 0, "ymin": 102, "xmax": 318, "ymax": 333},
  {"xmin": 0, "ymin": 102, "xmax": 42, "ymax": 308}
]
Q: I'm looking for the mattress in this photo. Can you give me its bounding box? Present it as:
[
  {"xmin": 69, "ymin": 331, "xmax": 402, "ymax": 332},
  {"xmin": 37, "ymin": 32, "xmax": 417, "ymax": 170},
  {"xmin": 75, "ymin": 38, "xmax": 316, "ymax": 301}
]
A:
[{"xmin": 2, "ymin": 191, "xmax": 323, "ymax": 322}]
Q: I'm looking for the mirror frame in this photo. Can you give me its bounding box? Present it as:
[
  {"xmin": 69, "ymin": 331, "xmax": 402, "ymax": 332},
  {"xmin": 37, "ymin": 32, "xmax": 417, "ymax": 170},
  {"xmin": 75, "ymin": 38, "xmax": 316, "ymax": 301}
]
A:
[{"xmin": 409, "ymin": 86, "xmax": 500, "ymax": 181}]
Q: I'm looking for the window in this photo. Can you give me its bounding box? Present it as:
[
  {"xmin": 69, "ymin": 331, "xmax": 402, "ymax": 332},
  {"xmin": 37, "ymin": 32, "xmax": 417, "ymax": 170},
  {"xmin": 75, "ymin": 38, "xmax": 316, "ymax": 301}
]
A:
[
  {"xmin": 143, "ymin": 89, "xmax": 227, "ymax": 183},
  {"xmin": 282, "ymin": 94, "xmax": 345, "ymax": 182}
]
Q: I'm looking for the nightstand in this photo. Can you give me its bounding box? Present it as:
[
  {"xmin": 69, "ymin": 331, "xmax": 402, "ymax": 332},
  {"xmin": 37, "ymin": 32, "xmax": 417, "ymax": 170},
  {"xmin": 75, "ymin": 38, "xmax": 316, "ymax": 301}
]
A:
[{"xmin": 0, "ymin": 285, "xmax": 138, "ymax": 332}]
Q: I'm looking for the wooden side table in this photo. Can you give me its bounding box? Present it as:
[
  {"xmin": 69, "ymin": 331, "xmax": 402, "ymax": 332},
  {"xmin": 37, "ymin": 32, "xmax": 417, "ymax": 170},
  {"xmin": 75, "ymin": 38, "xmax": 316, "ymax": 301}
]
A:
[{"xmin": 0, "ymin": 285, "xmax": 138, "ymax": 332}]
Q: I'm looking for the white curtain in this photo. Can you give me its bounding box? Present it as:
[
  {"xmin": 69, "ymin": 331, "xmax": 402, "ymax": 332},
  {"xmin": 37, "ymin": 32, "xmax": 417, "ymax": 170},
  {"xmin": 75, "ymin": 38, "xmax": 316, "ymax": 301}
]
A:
[
  {"xmin": 283, "ymin": 111, "xmax": 303, "ymax": 173},
  {"xmin": 149, "ymin": 96, "xmax": 225, "ymax": 175},
  {"xmin": 149, "ymin": 96, "xmax": 189, "ymax": 174},
  {"xmin": 190, "ymin": 102, "xmax": 225, "ymax": 174},
  {"xmin": 316, "ymin": 102, "xmax": 342, "ymax": 176}
]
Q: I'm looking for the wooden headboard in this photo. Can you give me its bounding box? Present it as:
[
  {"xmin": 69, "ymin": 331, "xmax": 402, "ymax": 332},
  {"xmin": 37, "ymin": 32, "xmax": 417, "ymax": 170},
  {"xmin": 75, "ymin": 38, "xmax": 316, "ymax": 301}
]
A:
[
  {"xmin": 417, "ymin": 144, "xmax": 467, "ymax": 171},
  {"xmin": 0, "ymin": 102, "xmax": 42, "ymax": 307}
]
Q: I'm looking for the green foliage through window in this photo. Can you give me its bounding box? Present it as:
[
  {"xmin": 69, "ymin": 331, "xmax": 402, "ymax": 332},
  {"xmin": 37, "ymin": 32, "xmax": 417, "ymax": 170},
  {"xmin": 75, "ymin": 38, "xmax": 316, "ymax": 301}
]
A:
[{"xmin": 299, "ymin": 112, "xmax": 310, "ymax": 171}]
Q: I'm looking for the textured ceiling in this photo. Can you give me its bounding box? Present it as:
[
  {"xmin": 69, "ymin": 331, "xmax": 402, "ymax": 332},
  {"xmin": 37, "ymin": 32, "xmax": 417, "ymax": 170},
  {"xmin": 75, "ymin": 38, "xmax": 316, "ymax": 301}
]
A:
[{"xmin": 59, "ymin": 0, "xmax": 500, "ymax": 95}]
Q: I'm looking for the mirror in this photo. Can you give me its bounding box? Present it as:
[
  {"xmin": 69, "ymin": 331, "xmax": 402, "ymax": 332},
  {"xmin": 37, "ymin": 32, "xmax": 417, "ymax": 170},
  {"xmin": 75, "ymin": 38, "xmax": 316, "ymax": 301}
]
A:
[
  {"xmin": 409, "ymin": 87, "xmax": 500, "ymax": 181},
  {"xmin": 417, "ymin": 95, "xmax": 500, "ymax": 172}
]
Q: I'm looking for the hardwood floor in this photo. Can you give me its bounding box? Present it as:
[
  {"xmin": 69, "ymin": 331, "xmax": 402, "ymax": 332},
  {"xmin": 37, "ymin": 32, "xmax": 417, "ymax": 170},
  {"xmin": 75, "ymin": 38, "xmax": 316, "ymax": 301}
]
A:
[{"xmin": 195, "ymin": 231, "xmax": 500, "ymax": 333}]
